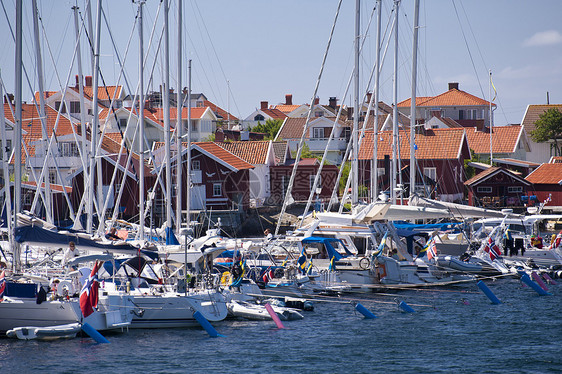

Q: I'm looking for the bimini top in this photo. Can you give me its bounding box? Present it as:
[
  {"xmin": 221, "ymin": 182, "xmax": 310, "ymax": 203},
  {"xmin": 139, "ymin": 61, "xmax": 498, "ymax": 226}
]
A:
[{"xmin": 301, "ymin": 236, "xmax": 353, "ymax": 261}]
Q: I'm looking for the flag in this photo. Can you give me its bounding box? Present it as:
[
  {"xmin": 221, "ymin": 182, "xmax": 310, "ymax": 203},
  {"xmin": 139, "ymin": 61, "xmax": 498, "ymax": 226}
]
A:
[
  {"xmin": 426, "ymin": 239, "xmax": 437, "ymax": 261},
  {"xmin": 486, "ymin": 238, "xmax": 501, "ymax": 261},
  {"xmin": 297, "ymin": 248, "xmax": 308, "ymax": 274},
  {"xmin": 504, "ymin": 229, "xmax": 512, "ymax": 241},
  {"xmin": 0, "ymin": 271, "xmax": 6, "ymax": 302},
  {"xmin": 490, "ymin": 71, "xmax": 497, "ymax": 102},
  {"xmin": 79, "ymin": 261, "xmax": 102, "ymax": 318},
  {"xmin": 373, "ymin": 231, "xmax": 388, "ymax": 257},
  {"xmin": 328, "ymin": 256, "xmax": 336, "ymax": 271}
]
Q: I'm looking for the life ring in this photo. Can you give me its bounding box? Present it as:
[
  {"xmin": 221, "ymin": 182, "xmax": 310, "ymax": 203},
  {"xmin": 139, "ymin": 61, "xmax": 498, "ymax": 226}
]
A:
[
  {"xmin": 273, "ymin": 267, "xmax": 285, "ymax": 278},
  {"xmin": 359, "ymin": 257, "xmax": 370, "ymax": 270},
  {"xmin": 56, "ymin": 280, "xmax": 76, "ymax": 296}
]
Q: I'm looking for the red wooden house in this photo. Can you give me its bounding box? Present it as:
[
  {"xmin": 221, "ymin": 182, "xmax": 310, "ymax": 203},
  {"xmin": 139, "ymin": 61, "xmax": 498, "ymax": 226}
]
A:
[
  {"xmin": 525, "ymin": 161, "xmax": 562, "ymax": 209},
  {"xmin": 464, "ymin": 166, "xmax": 531, "ymax": 208}
]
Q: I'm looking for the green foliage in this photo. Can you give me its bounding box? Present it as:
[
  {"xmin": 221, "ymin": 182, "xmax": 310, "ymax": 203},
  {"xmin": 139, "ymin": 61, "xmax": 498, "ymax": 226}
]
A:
[
  {"xmin": 464, "ymin": 149, "xmax": 490, "ymax": 179},
  {"xmin": 531, "ymin": 108, "xmax": 562, "ymax": 156},
  {"xmin": 203, "ymin": 133, "xmax": 215, "ymax": 142},
  {"xmin": 250, "ymin": 119, "xmax": 283, "ymax": 140},
  {"xmin": 339, "ymin": 161, "xmax": 350, "ymax": 194}
]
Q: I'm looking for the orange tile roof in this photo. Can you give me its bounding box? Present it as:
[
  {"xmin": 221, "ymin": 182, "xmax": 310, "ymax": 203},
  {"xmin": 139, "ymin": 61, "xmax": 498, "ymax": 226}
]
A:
[
  {"xmin": 465, "ymin": 125, "xmax": 522, "ymax": 154},
  {"xmin": 525, "ymin": 163, "xmax": 562, "ymax": 184},
  {"xmin": 193, "ymin": 142, "xmax": 254, "ymax": 171},
  {"xmin": 153, "ymin": 107, "xmax": 208, "ymax": 121},
  {"xmin": 261, "ymin": 108, "xmax": 288, "ymax": 120},
  {"xmin": 277, "ymin": 117, "xmax": 348, "ymax": 140},
  {"xmin": 215, "ymin": 141, "xmax": 271, "ymax": 165},
  {"xmin": 203, "ymin": 100, "xmax": 239, "ymax": 121},
  {"xmin": 4, "ymin": 103, "xmax": 76, "ymax": 138},
  {"xmin": 521, "ymin": 104, "xmax": 562, "ymax": 134},
  {"xmin": 272, "ymin": 104, "xmax": 301, "ymax": 113},
  {"xmin": 22, "ymin": 181, "xmax": 72, "ymax": 194},
  {"xmin": 80, "ymin": 85, "xmax": 123, "ymax": 102},
  {"xmin": 464, "ymin": 166, "xmax": 501, "ymax": 186},
  {"xmin": 398, "ymin": 89, "xmax": 494, "ymax": 108},
  {"xmin": 358, "ymin": 127, "xmax": 467, "ymax": 160}
]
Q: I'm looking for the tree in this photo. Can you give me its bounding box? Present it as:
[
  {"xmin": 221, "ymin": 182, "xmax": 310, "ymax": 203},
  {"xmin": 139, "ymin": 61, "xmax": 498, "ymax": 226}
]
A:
[
  {"xmin": 250, "ymin": 119, "xmax": 283, "ymax": 140},
  {"xmin": 530, "ymin": 107, "xmax": 562, "ymax": 156}
]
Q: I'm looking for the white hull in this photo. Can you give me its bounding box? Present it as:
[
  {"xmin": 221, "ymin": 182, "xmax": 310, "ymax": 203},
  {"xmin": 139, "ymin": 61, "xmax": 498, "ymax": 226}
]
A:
[
  {"xmin": 0, "ymin": 297, "xmax": 77, "ymax": 334},
  {"xmin": 6, "ymin": 323, "xmax": 82, "ymax": 340},
  {"xmin": 128, "ymin": 289, "xmax": 228, "ymax": 329}
]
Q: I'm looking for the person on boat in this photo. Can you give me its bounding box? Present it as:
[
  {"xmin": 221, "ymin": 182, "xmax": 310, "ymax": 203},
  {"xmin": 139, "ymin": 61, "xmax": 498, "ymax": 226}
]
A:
[
  {"xmin": 105, "ymin": 227, "xmax": 120, "ymax": 241},
  {"xmin": 264, "ymin": 228, "xmax": 273, "ymax": 241},
  {"xmin": 62, "ymin": 241, "xmax": 79, "ymax": 268},
  {"xmin": 530, "ymin": 235, "xmax": 543, "ymax": 249}
]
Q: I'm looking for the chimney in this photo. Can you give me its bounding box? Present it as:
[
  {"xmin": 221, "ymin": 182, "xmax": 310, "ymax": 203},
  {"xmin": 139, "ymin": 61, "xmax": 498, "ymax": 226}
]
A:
[
  {"xmin": 7, "ymin": 93, "xmax": 14, "ymax": 104},
  {"xmin": 366, "ymin": 92, "xmax": 372, "ymax": 104},
  {"xmin": 329, "ymin": 97, "xmax": 337, "ymax": 109},
  {"xmin": 347, "ymin": 107, "xmax": 354, "ymax": 121},
  {"xmin": 285, "ymin": 94, "xmax": 292, "ymax": 105},
  {"xmin": 314, "ymin": 97, "xmax": 319, "ymax": 105},
  {"xmin": 75, "ymin": 75, "xmax": 80, "ymax": 88},
  {"xmin": 448, "ymin": 82, "xmax": 459, "ymax": 91},
  {"xmin": 215, "ymin": 128, "xmax": 225, "ymax": 143},
  {"xmin": 261, "ymin": 101, "xmax": 268, "ymax": 110},
  {"xmin": 85, "ymin": 76, "xmax": 92, "ymax": 87}
]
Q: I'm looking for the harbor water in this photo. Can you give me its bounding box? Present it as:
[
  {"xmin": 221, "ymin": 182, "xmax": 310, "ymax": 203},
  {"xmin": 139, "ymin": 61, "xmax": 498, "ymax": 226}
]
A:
[{"xmin": 1, "ymin": 278, "xmax": 560, "ymax": 373}]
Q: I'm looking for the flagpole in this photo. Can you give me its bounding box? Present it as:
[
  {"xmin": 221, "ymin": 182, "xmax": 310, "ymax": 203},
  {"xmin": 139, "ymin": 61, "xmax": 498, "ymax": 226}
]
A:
[{"xmin": 489, "ymin": 70, "xmax": 493, "ymax": 165}]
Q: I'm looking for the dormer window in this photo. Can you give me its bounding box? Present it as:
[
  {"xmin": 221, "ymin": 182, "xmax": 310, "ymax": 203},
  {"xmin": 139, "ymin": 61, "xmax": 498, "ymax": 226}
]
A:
[{"xmin": 254, "ymin": 114, "xmax": 265, "ymax": 121}]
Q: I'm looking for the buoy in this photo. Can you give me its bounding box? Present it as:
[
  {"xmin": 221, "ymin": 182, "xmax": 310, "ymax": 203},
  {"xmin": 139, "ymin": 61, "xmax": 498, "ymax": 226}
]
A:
[
  {"xmin": 398, "ymin": 301, "xmax": 416, "ymax": 313},
  {"xmin": 531, "ymin": 272, "xmax": 549, "ymax": 291},
  {"xmin": 477, "ymin": 280, "xmax": 502, "ymax": 304},
  {"xmin": 264, "ymin": 303, "xmax": 285, "ymax": 329},
  {"xmin": 193, "ymin": 311, "xmax": 224, "ymax": 337},
  {"xmin": 542, "ymin": 273, "xmax": 558, "ymax": 285},
  {"xmin": 81, "ymin": 322, "xmax": 110, "ymax": 344},
  {"xmin": 354, "ymin": 303, "xmax": 377, "ymax": 319},
  {"xmin": 518, "ymin": 272, "xmax": 551, "ymax": 296}
]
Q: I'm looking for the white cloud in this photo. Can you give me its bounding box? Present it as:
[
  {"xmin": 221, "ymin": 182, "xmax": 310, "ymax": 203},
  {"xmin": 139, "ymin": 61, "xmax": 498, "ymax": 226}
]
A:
[{"xmin": 523, "ymin": 30, "xmax": 562, "ymax": 47}]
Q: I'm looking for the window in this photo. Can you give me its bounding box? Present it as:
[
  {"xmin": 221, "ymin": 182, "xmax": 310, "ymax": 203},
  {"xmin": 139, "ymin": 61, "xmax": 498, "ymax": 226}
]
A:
[
  {"xmin": 477, "ymin": 186, "xmax": 492, "ymax": 193},
  {"xmin": 192, "ymin": 160, "xmax": 200, "ymax": 170},
  {"xmin": 313, "ymin": 128, "xmax": 324, "ymax": 138},
  {"xmin": 70, "ymin": 101, "xmax": 81, "ymax": 114},
  {"xmin": 423, "ymin": 167, "xmax": 437, "ymax": 182},
  {"xmin": 23, "ymin": 192, "xmax": 32, "ymax": 206},
  {"xmin": 314, "ymin": 111, "xmax": 324, "ymax": 117},
  {"xmin": 49, "ymin": 168, "xmax": 57, "ymax": 184},
  {"xmin": 458, "ymin": 110, "xmax": 464, "ymax": 120},
  {"xmin": 310, "ymin": 175, "xmax": 321, "ymax": 192},
  {"xmin": 342, "ymin": 128, "xmax": 351, "ymax": 140},
  {"xmin": 119, "ymin": 118, "xmax": 128, "ymax": 129},
  {"xmin": 213, "ymin": 183, "xmax": 222, "ymax": 197},
  {"xmin": 254, "ymin": 114, "xmax": 265, "ymax": 121},
  {"xmin": 508, "ymin": 186, "xmax": 523, "ymax": 193},
  {"xmin": 60, "ymin": 142, "xmax": 80, "ymax": 157},
  {"xmin": 55, "ymin": 101, "xmax": 66, "ymax": 113}
]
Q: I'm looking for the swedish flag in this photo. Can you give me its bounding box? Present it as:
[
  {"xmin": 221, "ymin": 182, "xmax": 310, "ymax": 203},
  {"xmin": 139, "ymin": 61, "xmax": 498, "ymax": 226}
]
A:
[
  {"xmin": 328, "ymin": 256, "xmax": 336, "ymax": 271},
  {"xmin": 297, "ymin": 250, "xmax": 307, "ymax": 274},
  {"xmin": 504, "ymin": 229, "xmax": 512, "ymax": 241}
]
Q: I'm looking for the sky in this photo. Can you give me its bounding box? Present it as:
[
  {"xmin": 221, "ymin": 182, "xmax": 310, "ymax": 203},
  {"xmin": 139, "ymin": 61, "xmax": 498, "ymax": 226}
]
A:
[{"xmin": 1, "ymin": 0, "xmax": 561, "ymax": 126}]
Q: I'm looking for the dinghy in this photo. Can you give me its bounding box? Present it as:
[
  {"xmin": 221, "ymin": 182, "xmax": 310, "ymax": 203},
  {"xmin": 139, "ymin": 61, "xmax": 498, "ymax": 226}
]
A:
[
  {"xmin": 6, "ymin": 323, "xmax": 82, "ymax": 341},
  {"xmin": 436, "ymin": 255, "xmax": 483, "ymax": 273}
]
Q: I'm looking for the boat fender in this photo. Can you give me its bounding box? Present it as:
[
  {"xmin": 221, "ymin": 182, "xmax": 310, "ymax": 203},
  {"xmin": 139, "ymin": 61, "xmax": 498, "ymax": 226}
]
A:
[
  {"xmin": 359, "ymin": 257, "xmax": 370, "ymax": 270},
  {"xmin": 57, "ymin": 280, "xmax": 75, "ymax": 297},
  {"xmin": 375, "ymin": 261, "xmax": 387, "ymax": 280}
]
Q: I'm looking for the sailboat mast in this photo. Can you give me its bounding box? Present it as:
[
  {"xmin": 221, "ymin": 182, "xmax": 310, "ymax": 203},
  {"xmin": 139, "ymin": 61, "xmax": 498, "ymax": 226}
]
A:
[
  {"xmin": 0, "ymin": 73, "xmax": 14, "ymax": 254},
  {"xmin": 175, "ymin": 0, "xmax": 182, "ymax": 231},
  {"xmin": 13, "ymin": 0, "xmax": 22, "ymax": 271},
  {"xmin": 409, "ymin": 0, "xmax": 420, "ymax": 199},
  {"xmin": 351, "ymin": 0, "xmax": 360, "ymax": 205},
  {"xmin": 489, "ymin": 70, "xmax": 493, "ymax": 165},
  {"xmin": 163, "ymin": 0, "xmax": 172, "ymax": 232},
  {"xmin": 391, "ymin": 0, "xmax": 400, "ymax": 204},
  {"xmin": 139, "ymin": 1, "xmax": 145, "ymax": 241},
  {"xmin": 372, "ymin": 0, "xmax": 382, "ymax": 202},
  {"xmin": 72, "ymin": 5, "xmax": 89, "ymax": 227},
  {"xmin": 88, "ymin": 0, "xmax": 102, "ymax": 234},
  {"xmin": 186, "ymin": 60, "xmax": 192, "ymax": 230},
  {"xmin": 32, "ymin": 0, "xmax": 52, "ymax": 223}
]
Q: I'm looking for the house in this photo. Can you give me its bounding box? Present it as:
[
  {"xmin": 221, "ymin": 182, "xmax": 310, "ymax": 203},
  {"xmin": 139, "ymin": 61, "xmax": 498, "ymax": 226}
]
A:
[
  {"xmin": 269, "ymin": 158, "xmax": 339, "ymax": 206},
  {"xmin": 244, "ymin": 101, "xmax": 288, "ymax": 129},
  {"xmin": 275, "ymin": 116, "xmax": 350, "ymax": 165},
  {"xmin": 397, "ymin": 82, "xmax": 495, "ymax": 130},
  {"xmin": 358, "ymin": 128, "xmax": 471, "ymax": 202},
  {"xmin": 154, "ymin": 107, "xmax": 218, "ymax": 142},
  {"xmin": 521, "ymin": 104, "xmax": 562, "ymax": 164},
  {"xmin": 215, "ymin": 140, "xmax": 278, "ymax": 207},
  {"xmin": 525, "ymin": 161, "xmax": 562, "ymax": 211},
  {"xmin": 464, "ymin": 167, "xmax": 531, "ymax": 208},
  {"xmin": 20, "ymin": 181, "xmax": 73, "ymax": 224},
  {"xmin": 464, "ymin": 125, "xmax": 531, "ymax": 163},
  {"xmin": 152, "ymin": 141, "xmax": 254, "ymax": 215}
]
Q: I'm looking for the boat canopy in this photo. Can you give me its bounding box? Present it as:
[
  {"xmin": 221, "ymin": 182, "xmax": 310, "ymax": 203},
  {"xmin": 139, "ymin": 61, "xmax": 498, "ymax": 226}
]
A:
[
  {"xmin": 393, "ymin": 222, "xmax": 462, "ymax": 234},
  {"xmin": 14, "ymin": 225, "xmax": 158, "ymax": 259},
  {"xmin": 301, "ymin": 236, "xmax": 353, "ymax": 260}
]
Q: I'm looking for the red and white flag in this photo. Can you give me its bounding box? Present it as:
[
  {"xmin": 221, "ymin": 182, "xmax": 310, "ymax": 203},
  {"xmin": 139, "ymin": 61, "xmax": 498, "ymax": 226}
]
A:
[
  {"xmin": 485, "ymin": 238, "xmax": 501, "ymax": 261},
  {"xmin": 427, "ymin": 239, "xmax": 437, "ymax": 261},
  {"xmin": 0, "ymin": 271, "xmax": 6, "ymax": 302},
  {"xmin": 79, "ymin": 261, "xmax": 103, "ymax": 318}
]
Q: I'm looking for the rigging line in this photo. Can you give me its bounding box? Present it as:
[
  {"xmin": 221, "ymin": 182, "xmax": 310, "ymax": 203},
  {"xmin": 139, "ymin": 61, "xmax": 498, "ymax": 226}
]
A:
[
  {"xmin": 451, "ymin": 0, "xmax": 485, "ymax": 100},
  {"xmin": 275, "ymin": 0, "xmax": 343, "ymax": 236}
]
